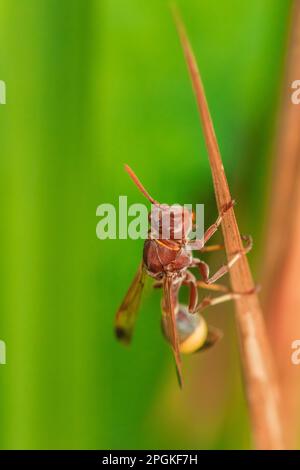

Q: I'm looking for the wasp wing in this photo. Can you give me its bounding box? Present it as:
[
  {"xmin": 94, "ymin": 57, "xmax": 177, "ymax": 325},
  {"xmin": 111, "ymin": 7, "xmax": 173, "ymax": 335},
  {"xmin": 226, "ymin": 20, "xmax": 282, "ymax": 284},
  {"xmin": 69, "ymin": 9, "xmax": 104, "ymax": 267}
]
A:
[
  {"xmin": 162, "ymin": 276, "xmax": 183, "ymax": 387},
  {"xmin": 115, "ymin": 263, "xmax": 146, "ymax": 344}
]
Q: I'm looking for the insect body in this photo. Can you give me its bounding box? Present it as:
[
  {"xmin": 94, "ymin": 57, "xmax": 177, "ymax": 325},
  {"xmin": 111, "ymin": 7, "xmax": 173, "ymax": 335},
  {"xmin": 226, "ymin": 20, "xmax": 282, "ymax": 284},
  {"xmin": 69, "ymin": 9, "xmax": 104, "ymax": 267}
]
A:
[{"xmin": 115, "ymin": 165, "xmax": 252, "ymax": 385}]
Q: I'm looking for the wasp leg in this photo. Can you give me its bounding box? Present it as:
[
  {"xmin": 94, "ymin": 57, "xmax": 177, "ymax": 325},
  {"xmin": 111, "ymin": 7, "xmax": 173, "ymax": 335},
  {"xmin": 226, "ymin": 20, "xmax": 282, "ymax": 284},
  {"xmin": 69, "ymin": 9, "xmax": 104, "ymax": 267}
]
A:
[
  {"xmin": 192, "ymin": 235, "xmax": 253, "ymax": 284},
  {"xmin": 197, "ymin": 281, "xmax": 260, "ymax": 295},
  {"xmin": 196, "ymin": 280, "xmax": 229, "ymax": 293},
  {"xmin": 199, "ymin": 244, "xmax": 224, "ymax": 253},
  {"xmin": 195, "ymin": 285, "xmax": 258, "ymax": 313},
  {"xmin": 182, "ymin": 270, "xmax": 199, "ymax": 313},
  {"xmin": 196, "ymin": 292, "xmax": 242, "ymax": 312},
  {"xmin": 187, "ymin": 200, "xmax": 235, "ymax": 250}
]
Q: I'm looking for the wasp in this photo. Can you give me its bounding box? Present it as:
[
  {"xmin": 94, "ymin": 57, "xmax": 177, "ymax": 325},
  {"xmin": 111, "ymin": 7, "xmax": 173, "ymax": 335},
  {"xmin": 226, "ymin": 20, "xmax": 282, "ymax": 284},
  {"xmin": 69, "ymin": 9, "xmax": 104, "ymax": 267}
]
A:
[{"xmin": 115, "ymin": 165, "xmax": 253, "ymax": 385}]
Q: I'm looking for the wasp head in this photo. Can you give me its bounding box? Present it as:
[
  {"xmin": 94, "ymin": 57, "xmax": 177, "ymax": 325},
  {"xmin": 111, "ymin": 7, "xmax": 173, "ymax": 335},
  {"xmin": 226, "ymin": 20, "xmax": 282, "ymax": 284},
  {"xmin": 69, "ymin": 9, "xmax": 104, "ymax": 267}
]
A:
[
  {"xmin": 124, "ymin": 165, "xmax": 193, "ymax": 242},
  {"xmin": 149, "ymin": 204, "xmax": 193, "ymax": 241}
]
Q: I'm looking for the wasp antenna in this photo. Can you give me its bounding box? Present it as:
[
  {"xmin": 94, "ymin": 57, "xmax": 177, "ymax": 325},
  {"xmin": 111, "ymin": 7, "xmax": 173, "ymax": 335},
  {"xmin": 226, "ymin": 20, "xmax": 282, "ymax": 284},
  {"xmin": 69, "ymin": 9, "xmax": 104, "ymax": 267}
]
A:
[{"xmin": 124, "ymin": 164, "xmax": 159, "ymax": 205}]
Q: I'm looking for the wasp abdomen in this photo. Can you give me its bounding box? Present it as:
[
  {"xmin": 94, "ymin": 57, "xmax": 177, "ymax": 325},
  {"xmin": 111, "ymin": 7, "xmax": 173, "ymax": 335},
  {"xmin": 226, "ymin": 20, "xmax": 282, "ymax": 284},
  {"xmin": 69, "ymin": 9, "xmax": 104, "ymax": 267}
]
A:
[{"xmin": 162, "ymin": 304, "xmax": 208, "ymax": 354}]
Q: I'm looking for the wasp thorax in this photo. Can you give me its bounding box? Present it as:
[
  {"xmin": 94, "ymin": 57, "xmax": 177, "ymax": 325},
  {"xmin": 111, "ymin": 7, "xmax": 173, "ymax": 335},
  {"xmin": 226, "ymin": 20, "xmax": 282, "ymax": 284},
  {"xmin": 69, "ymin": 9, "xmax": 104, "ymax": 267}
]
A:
[
  {"xmin": 149, "ymin": 204, "xmax": 193, "ymax": 240},
  {"xmin": 162, "ymin": 304, "xmax": 208, "ymax": 354}
]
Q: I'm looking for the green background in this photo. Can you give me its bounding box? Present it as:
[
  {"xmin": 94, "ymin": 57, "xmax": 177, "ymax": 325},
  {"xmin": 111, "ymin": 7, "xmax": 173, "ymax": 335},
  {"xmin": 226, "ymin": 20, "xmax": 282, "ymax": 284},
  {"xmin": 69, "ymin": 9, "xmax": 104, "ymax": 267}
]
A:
[{"xmin": 0, "ymin": 0, "xmax": 292, "ymax": 449}]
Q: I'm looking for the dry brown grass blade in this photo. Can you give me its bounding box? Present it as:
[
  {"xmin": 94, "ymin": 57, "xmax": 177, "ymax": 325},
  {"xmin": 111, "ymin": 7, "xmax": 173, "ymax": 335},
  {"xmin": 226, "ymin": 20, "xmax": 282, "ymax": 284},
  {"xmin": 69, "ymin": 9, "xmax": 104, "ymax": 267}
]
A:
[
  {"xmin": 263, "ymin": 1, "xmax": 300, "ymax": 289},
  {"xmin": 172, "ymin": 7, "xmax": 285, "ymax": 449},
  {"xmin": 263, "ymin": 0, "xmax": 300, "ymax": 449}
]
